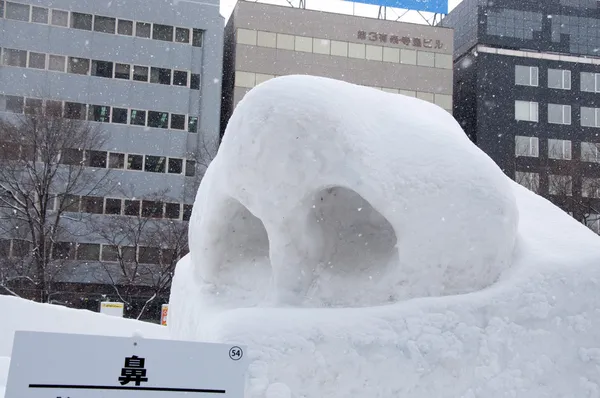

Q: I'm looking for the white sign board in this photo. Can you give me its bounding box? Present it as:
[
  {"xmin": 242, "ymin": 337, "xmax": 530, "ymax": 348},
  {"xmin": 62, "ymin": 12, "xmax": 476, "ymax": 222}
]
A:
[
  {"xmin": 100, "ymin": 302, "xmax": 124, "ymax": 317},
  {"xmin": 5, "ymin": 331, "xmax": 248, "ymax": 398}
]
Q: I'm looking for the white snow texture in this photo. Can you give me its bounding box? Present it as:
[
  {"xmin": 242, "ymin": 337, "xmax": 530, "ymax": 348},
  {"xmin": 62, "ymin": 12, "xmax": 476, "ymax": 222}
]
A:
[{"xmin": 169, "ymin": 75, "xmax": 600, "ymax": 397}]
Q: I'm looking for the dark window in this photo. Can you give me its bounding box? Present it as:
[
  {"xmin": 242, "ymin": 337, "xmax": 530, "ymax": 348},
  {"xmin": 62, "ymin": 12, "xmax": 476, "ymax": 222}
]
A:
[
  {"xmin": 64, "ymin": 102, "xmax": 87, "ymax": 120},
  {"xmin": 68, "ymin": 57, "xmax": 90, "ymax": 75},
  {"xmin": 130, "ymin": 110, "xmax": 146, "ymax": 126},
  {"xmin": 45, "ymin": 100, "xmax": 63, "ymax": 116},
  {"xmin": 5, "ymin": 2, "xmax": 29, "ymax": 21},
  {"xmin": 168, "ymin": 158, "xmax": 183, "ymax": 174},
  {"xmin": 19, "ymin": 144, "xmax": 35, "ymax": 161},
  {"xmin": 175, "ymin": 27, "xmax": 190, "ymax": 43},
  {"xmin": 108, "ymin": 153, "xmax": 124, "ymax": 169},
  {"xmin": 135, "ymin": 22, "xmax": 151, "ymax": 38},
  {"xmin": 6, "ymin": 95, "xmax": 24, "ymax": 113},
  {"xmin": 105, "ymin": 198, "xmax": 122, "ymax": 215},
  {"xmin": 173, "ymin": 70, "xmax": 188, "ymax": 86},
  {"xmin": 12, "ymin": 240, "xmax": 31, "ymax": 258},
  {"xmin": 60, "ymin": 148, "xmax": 84, "ymax": 165},
  {"xmin": 114, "ymin": 63, "xmax": 130, "ymax": 79},
  {"xmin": 63, "ymin": 195, "xmax": 80, "ymax": 212},
  {"xmin": 117, "ymin": 19, "xmax": 133, "ymax": 35},
  {"xmin": 185, "ymin": 160, "xmax": 196, "ymax": 177},
  {"xmin": 93, "ymin": 15, "xmax": 115, "ymax": 33},
  {"xmin": 150, "ymin": 67, "xmax": 171, "ymax": 85},
  {"xmin": 77, "ymin": 243, "xmax": 100, "ymax": 261},
  {"xmin": 148, "ymin": 111, "xmax": 169, "ymax": 128},
  {"xmin": 139, "ymin": 246, "xmax": 160, "ymax": 264},
  {"xmin": 191, "ymin": 74, "xmax": 200, "ymax": 90},
  {"xmin": 142, "ymin": 200, "xmax": 163, "ymax": 218},
  {"xmin": 162, "ymin": 249, "xmax": 177, "ymax": 264},
  {"xmin": 24, "ymin": 98, "xmax": 42, "ymax": 115},
  {"xmin": 50, "ymin": 9, "xmax": 68, "ymax": 27},
  {"xmin": 71, "ymin": 12, "xmax": 93, "ymax": 30},
  {"xmin": 124, "ymin": 200, "xmax": 140, "ymax": 216},
  {"xmin": 188, "ymin": 116, "xmax": 198, "ymax": 133},
  {"xmin": 170, "ymin": 114, "xmax": 185, "ymax": 130},
  {"xmin": 88, "ymin": 105, "xmax": 110, "ymax": 122},
  {"xmin": 2, "ymin": 48, "xmax": 27, "ymax": 67},
  {"xmin": 101, "ymin": 245, "xmax": 118, "ymax": 262},
  {"xmin": 87, "ymin": 150, "xmax": 107, "ymax": 168},
  {"xmin": 192, "ymin": 29, "xmax": 203, "ymax": 47},
  {"xmin": 165, "ymin": 203, "xmax": 181, "ymax": 219},
  {"xmin": 144, "ymin": 155, "xmax": 166, "ymax": 173},
  {"xmin": 0, "ymin": 142, "xmax": 20, "ymax": 160},
  {"xmin": 112, "ymin": 107, "xmax": 128, "ymax": 124},
  {"xmin": 91, "ymin": 60, "xmax": 113, "ymax": 78},
  {"xmin": 182, "ymin": 204, "xmax": 193, "ymax": 221},
  {"xmin": 121, "ymin": 246, "xmax": 137, "ymax": 262},
  {"xmin": 82, "ymin": 196, "xmax": 104, "ymax": 214},
  {"xmin": 28, "ymin": 52, "xmax": 46, "ymax": 69},
  {"xmin": 152, "ymin": 24, "xmax": 173, "ymax": 41},
  {"xmin": 0, "ymin": 240, "xmax": 10, "ymax": 258},
  {"xmin": 133, "ymin": 65, "xmax": 148, "ymax": 82},
  {"xmin": 52, "ymin": 242, "xmax": 72, "ymax": 260},
  {"xmin": 127, "ymin": 154, "xmax": 143, "ymax": 170},
  {"xmin": 31, "ymin": 7, "xmax": 48, "ymax": 24},
  {"xmin": 48, "ymin": 55, "xmax": 66, "ymax": 72}
]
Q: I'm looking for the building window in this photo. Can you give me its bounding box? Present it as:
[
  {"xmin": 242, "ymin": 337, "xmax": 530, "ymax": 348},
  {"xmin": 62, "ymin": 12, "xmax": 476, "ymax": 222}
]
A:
[
  {"xmin": 64, "ymin": 102, "xmax": 86, "ymax": 120},
  {"xmin": 114, "ymin": 63, "xmax": 130, "ymax": 79},
  {"xmin": 71, "ymin": 12, "xmax": 93, "ymax": 30},
  {"xmin": 165, "ymin": 203, "xmax": 181, "ymax": 219},
  {"xmin": 548, "ymin": 174, "xmax": 572, "ymax": 196},
  {"xmin": 188, "ymin": 117, "xmax": 198, "ymax": 133},
  {"xmin": 48, "ymin": 55, "xmax": 66, "ymax": 72},
  {"xmin": 50, "ymin": 9, "xmax": 68, "ymax": 27},
  {"xmin": 24, "ymin": 98, "xmax": 42, "ymax": 115},
  {"xmin": 93, "ymin": 15, "xmax": 116, "ymax": 33},
  {"xmin": 185, "ymin": 160, "xmax": 196, "ymax": 177},
  {"xmin": 515, "ymin": 136, "xmax": 539, "ymax": 157},
  {"xmin": 175, "ymin": 27, "xmax": 190, "ymax": 43},
  {"xmin": 31, "ymin": 6, "xmax": 48, "ymax": 24},
  {"xmin": 142, "ymin": 201, "xmax": 163, "ymax": 218},
  {"xmin": 191, "ymin": 73, "xmax": 200, "ymax": 90},
  {"xmin": 52, "ymin": 242, "xmax": 72, "ymax": 260},
  {"xmin": 5, "ymin": 2, "xmax": 29, "ymax": 21},
  {"xmin": 91, "ymin": 60, "xmax": 113, "ymax": 78},
  {"xmin": 117, "ymin": 19, "xmax": 133, "ymax": 35},
  {"xmin": 170, "ymin": 114, "xmax": 185, "ymax": 130},
  {"xmin": 135, "ymin": 22, "xmax": 151, "ymax": 38},
  {"xmin": 108, "ymin": 153, "xmax": 124, "ymax": 169},
  {"xmin": 2, "ymin": 48, "xmax": 27, "ymax": 67},
  {"xmin": 548, "ymin": 69, "xmax": 571, "ymax": 90},
  {"xmin": 127, "ymin": 154, "xmax": 143, "ymax": 171},
  {"xmin": 82, "ymin": 196, "xmax": 104, "ymax": 214},
  {"xmin": 168, "ymin": 158, "xmax": 183, "ymax": 174},
  {"xmin": 139, "ymin": 247, "xmax": 160, "ymax": 264},
  {"xmin": 152, "ymin": 24, "xmax": 173, "ymax": 41},
  {"xmin": 5, "ymin": 95, "xmax": 24, "ymax": 113},
  {"xmin": 130, "ymin": 110, "xmax": 146, "ymax": 126},
  {"xmin": 60, "ymin": 149, "xmax": 84, "ymax": 165},
  {"xmin": 581, "ymin": 72, "xmax": 600, "ymax": 93},
  {"xmin": 28, "ymin": 52, "xmax": 46, "ymax": 69},
  {"xmin": 515, "ymin": 101, "xmax": 538, "ymax": 122},
  {"xmin": 515, "ymin": 65, "xmax": 538, "ymax": 87},
  {"xmin": 173, "ymin": 70, "xmax": 188, "ymax": 86},
  {"xmin": 63, "ymin": 195, "xmax": 81, "ymax": 212},
  {"xmin": 87, "ymin": 150, "xmax": 107, "ymax": 168},
  {"xmin": 515, "ymin": 171, "xmax": 539, "ymax": 193},
  {"xmin": 586, "ymin": 214, "xmax": 600, "ymax": 234},
  {"xmin": 144, "ymin": 155, "xmax": 166, "ymax": 173},
  {"xmin": 124, "ymin": 200, "xmax": 140, "ymax": 216},
  {"xmin": 582, "ymin": 178, "xmax": 600, "ymax": 198},
  {"xmin": 133, "ymin": 65, "xmax": 149, "ymax": 82},
  {"xmin": 150, "ymin": 67, "xmax": 171, "ymax": 85},
  {"xmin": 77, "ymin": 243, "xmax": 100, "ymax": 261},
  {"xmin": 237, "ymin": 28, "xmax": 256, "ymax": 45},
  {"xmin": 68, "ymin": 57, "xmax": 90, "ymax": 75},
  {"xmin": 548, "ymin": 139, "xmax": 572, "ymax": 160},
  {"xmin": 105, "ymin": 198, "xmax": 122, "ymax": 215},
  {"xmin": 277, "ymin": 33, "xmax": 296, "ymax": 50},
  {"xmin": 581, "ymin": 142, "xmax": 600, "ymax": 163},
  {"xmin": 581, "ymin": 107, "xmax": 600, "ymax": 127},
  {"xmin": 147, "ymin": 111, "xmax": 169, "ymax": 128},
  {"xmin": 192, "ymin": 29, "xmax": 203, "ymax": 47},
  {"xmin": 111, "ymin": 107, "xmax": 128, "ymax": 124},
  {"xmin": 183, "ymin": 204, "xmax": 193, "ymax": 221},
  {"xmin": 88, "ymin": 105, "xmax": 110, "ymax": 122},
  {"xmin": 548, "ymin": 104, "xmax": 571, "ymax": 125}
]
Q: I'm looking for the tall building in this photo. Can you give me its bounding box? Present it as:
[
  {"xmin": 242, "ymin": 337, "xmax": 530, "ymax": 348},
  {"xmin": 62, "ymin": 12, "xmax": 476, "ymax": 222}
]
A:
[
  {"xmin": 221, "ymin": 0, "xmax": 454, "ymax": 135},
  {"xmin": 442, "ymin": 0, "xmax": 600, "ymax": 233},
  {"xmin": 0, "ymin": 0, "xmax": 224, "ymax": 313}
]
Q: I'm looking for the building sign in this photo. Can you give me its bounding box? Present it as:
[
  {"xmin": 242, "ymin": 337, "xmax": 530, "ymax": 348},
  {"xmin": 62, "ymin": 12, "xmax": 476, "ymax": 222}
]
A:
[
  {"xmin": 357, "ymin": 30, "xmax": 444, "ymax": 49},
  {"xmin": 344, "ymin": 0, "xmax": 447, "ymax": 14},
  {"xmin": 160, "ymin": 304, "xmax": 169, "ymax": 326},
  {"xmin": 100, "ymin": 302, "xmax": 124, "ymax": 317},
  {"xmin": 5, "ymin": 331, "xmax": 248, "ymax": 398}
]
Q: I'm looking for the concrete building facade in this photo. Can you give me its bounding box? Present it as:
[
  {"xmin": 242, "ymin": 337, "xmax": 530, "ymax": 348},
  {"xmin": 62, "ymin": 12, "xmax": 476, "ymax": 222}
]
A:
[{"xmin": 221, "ymin": 1, "xmax": 454, "ymax": 134}]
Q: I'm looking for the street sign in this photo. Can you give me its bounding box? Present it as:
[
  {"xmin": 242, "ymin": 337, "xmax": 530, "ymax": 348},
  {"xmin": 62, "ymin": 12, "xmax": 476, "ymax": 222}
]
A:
[
  {"xmin": 100, "ymin": 302, "xmax": 124, "ymax": 317},
  {"xmin": 5, "ymin": 331, "xmax": 248, "ymax": 397},
  {"xmin": 344, "ymin": 0, "xmax": 448, "ymax": 14}
]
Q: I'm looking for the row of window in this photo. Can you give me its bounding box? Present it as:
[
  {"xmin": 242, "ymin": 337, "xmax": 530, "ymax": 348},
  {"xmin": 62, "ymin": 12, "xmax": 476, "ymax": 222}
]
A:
[
  {"xmin": 0, "ymin": 96, "xmax": 199, "ymax": 133},
  {"xmin": 61, "ymin": 196, "xmax": 193, "ymax": 221},
  {"xmin": 516, "ymin": 138, "xmax": 600, "ymax": 163},
  {"xmin": 0, "ymin": 47, "xmax": 201, "ymax": 89},
  {"xmin": 516, "ymin": 171, "xmax": 600, "ymax": 199},
  {"xmin": 0, "ymin": 1, "xmax": 203, "ymax": 46},
  {"xmin": 515, "ymin": 101, "xmax": 600, "ymax": 126},
  {"xmin": 234, "ymin": 70, "xmax": 454, "ymax": 111},
  {"xmin": 516, "ymin": 65, "xmax": 600, "ymax": 93},
  {"xmin": 236, "ymin": 28, "xmax": 453, "ymax": 70},
  {"xmin": 0, "ymin": 238, "xmax": 186, "ymax": 265}
]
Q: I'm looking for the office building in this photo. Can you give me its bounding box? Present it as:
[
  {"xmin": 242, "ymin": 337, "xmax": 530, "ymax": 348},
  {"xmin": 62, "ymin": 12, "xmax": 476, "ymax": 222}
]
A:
[
  {"xmin": 221, "ymin": 0, "xmax": 454, "ymax": 135},
  {"xmin": 442, "ymin": 0, "xmax": 600, "ymax": 233}
]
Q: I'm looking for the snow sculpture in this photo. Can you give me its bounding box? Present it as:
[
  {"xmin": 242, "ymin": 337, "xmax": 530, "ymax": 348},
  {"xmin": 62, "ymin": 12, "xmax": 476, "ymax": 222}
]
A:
[{"xmin": 169, "ymin": 76, "xmax": 600, "ymax": 397}]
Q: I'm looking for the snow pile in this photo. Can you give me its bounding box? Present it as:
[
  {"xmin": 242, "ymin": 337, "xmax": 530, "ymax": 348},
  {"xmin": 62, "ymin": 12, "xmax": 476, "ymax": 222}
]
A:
[{"xmin": 169, "ymin": 75, "xmax": 600, "ymax": 397}]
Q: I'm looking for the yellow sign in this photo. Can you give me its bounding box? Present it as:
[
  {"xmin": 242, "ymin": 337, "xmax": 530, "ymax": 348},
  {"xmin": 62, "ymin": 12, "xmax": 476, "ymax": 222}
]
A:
[{"xmin": 101, "ymin": 303, "xmax": 124, "ymax": 309}]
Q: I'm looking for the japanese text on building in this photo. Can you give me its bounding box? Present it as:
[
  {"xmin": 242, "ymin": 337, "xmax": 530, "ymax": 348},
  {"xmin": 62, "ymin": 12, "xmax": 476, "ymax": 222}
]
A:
[{"xmin": 357, "ymin": 30, "xmax": 443, "ymax": 49}]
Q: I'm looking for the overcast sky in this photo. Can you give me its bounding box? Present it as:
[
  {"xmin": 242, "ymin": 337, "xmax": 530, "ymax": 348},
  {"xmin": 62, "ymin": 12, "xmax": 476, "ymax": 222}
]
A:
[{"xmin": 219, "ymin": 0, "xmax": 463, "ymax": 21}]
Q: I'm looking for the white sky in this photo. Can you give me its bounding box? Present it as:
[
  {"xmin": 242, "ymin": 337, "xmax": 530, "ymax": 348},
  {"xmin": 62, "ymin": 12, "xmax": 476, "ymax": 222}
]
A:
[{"xmin": 219, "ymin": 0, "xmax": 464, "ymax": 22}]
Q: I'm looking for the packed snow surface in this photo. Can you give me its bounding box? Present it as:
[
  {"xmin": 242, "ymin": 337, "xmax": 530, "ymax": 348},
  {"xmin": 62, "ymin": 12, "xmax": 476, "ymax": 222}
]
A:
[{"xmin": 169, "ymin": 75, "xmax": 600, "ymax": 397}]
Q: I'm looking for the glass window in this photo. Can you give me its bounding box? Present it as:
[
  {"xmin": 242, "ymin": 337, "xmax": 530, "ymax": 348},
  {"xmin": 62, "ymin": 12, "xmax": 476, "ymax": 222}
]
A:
[
  {"xmin": 60, "ymin": 148, "xmax": 84, "ymax": 165},
  {"xmin": 91, "ymin": 60, "xmax": 113, "ymax": 78},
  {"xmin": 581, "ymin": 142, "xmax": 600, "ymax": 163},
  {"xmin": 93, "ymin": 15, "xmax": 115, "ymax": 33},
  {"xmin": 133, "ymin": 65, "xmax": 148, "ymax": 82},
  {"xmin": 192, "ymin": 29, "xmax": 203, "ymax": 47},
  {"xmin": 515, "ymin": 101, "xmax": 538, "ymax": 122},
  {"xmin": 515, "ymin": 171, "xmax": 539, "ymax": 193},
  {"xmin": 24, "ymin": 98, "xmax": 42, "ymax": 114},
  {"xmin": 150, "ymin": 67, "xmax": 171, "ymax": 85},
  {"xmin": 88, "ymin": 105, "xmax": 110, "ymax": 122},
  {"xmin": 330, "ymin": 40, "xmax": 348, "ymax": 56},
  {"xmin": 581, "ymin": 107, "xmax": 600, "ymax": 127},
  {"xmin": 581, "ymin": 72, "xmax": 600, "ymax": 93},
  {"xmin": 139, "ymin": 247, "xmax": 160, "ymax": 264},
  {"xmin": 183, "ymin": 204, "xmax": 193, "ymax": 221},
  {"xmin": 185, "ymin": 160, "xmax": 196, "ymax": 177},
  {"xmin": 548, "ymin": 104, "xmax": 571, "ymax": 125},
  {"xmin": 548, "ymin": 69, "xmax": 571, "ymax": 90},
  {"xmin": 63, "ymin": 195, "xmax": 80, "ymax": 212},
  {"xmin": 108, "ymin": 152, "xmax": 124, "ymax": 169},
  {"xmin": 71, "ymin": 12, "xmax": 93, "ymax": 30},
  {"xmin": 168, "ymin": 158, "xmax": 183, "ymax": 174},
  {"xmin": 117, "ymin": 19, "xmax": 133, "ymax": 35},
  {"xmin": 5, "ymin": 95, "xmax": 24, "ymax": 113},
  {"xmin": 64, "ymin": 102, "xmax": 86, "ymax": 120},
  {"xmin": 416, "ymin": 51, "xmax": 435, "ymax": 67},
  {"xmin": 124, "ymin": 200, "xmax": 140, "ymax": 216},
  {"xmin": 152, "ymin": 23, "xmax": 173, "ymax": 41},
  {"xmin": 2, "ymin": 48, "xmax": 27, "ymax": 67},
  {"xmin": 144, "ymin": 155, "xmax": 166, "ymax": 173},
  {"xmin": 130, "ymin": 110, "xmax": 146, "ymax": 126},
  {"xmin": 68, "ymin": 57, "xmax": 90, "ymax": 75},
  {"xmin": 111, "ymin": 107, "xmax": 128, "ymax": 124},
  {"xmin": 50, "ymin": 9, "xmax": 68, "ymax": 27},
  {"xmin": 135, "ymin": 22, "xmax": 151, "ymax": 38},
  {"xmin": 295, "ymin": 36, "xmax": 313, "ymax": 53},
  {"xmin": 105, "ymin": 198, "xmax": 122, "ymax": 215},
  {"xmin": 582, "ymin": 178, "xmax": 600, "ymax": 198},
  {"xmin": 52, "ymin": 242, "xmax": 72, "ymax": 260},
  {"xmin": 11, "ymin": 240, "xmax": 31, "ymax": 257},
  {"xmin": 515, "ymin": 65, "xmax": 539, "ymax": 86},
  {"xmin": 45, "ymin": 100, "xmax": 63, "ymax": 116},
  {"xmin": 188, "ymin": 116, "xmax": 198, "ymax": 133},
  {"xmin": 142, "ymin": 201, "xmax": 163, "ymax": 218},
  {"xmin": 191, "ymin": 73, "xmax": 200, "ymax": 90},
  {"xmin": 515, "ymin": 136, "xmax": 539, "ymax": 157},
  {"xmin": 548, "ymin": 174, "xmax": 572, "ymax": 196},
  {"xmin": 114, "ymin": 63, "xmax": 130, "ymax": 79},
  {"xmin": 170, "ymin": 114, "xmax": 185, "ymax": 130},
  {"xmin": 77, "ymin": 243, "xmax": 100, "ymax": 261},
  {"xmin": 5, "ymin": 2, "xmax": 29, "ymax": 21},
  {"xmin": 87, "ymin": 150, "xmax": 107, "ymax": 168},
  {"xmin": 237, "ymin": 28, "xmax": 257, "ymax": 45},
  {"xmin": 173, "ymin": 70, "xmax": 188, "ymax": 86},
  {"xmin": 48, "ymin": 55, "xmax": 66, "ymax": 72},
  {"xmin": 127, "ymin": 154, "xmax": 143, "ymax": 170},
  {"xmin": 165, "ymin": 203, "xmax": 181, "ymax": 219},
  {"xmin": 82, "ymin": 196, "xmax": 104, "ymax": 214},
  {"xmin": 175, "ymin": 27, "xmax": 190, "ymax": 43},
  {"xmin": 28, "ymin": 52, "xmax": 46, "ymax": 69},
  {"xmin": 586, "ymin": 214, "xmax": 600, "ymax": 234},
  {"xmin": 31, "ymin": 6, "xmax": 48, "ymax": 24},
  {"xmin": 548, "ymin": 139, "xmax": 572, "ymax": 160},
  {"xmin": 147, "ymin": 111, "xmax": 169, "ymax": 128}
]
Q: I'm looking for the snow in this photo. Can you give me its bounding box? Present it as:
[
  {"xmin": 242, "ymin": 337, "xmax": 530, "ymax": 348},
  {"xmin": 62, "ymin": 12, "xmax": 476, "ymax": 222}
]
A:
[{"xmin": 168, "ymin": 75, "xmax": 600, "ymax": 397}]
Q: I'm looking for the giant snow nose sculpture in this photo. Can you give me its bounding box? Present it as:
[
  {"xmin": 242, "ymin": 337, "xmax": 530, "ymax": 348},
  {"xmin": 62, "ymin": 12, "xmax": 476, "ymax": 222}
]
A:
[{"xmin": 180, "ymin": 75, "xmax": 518, "ymax": 310}]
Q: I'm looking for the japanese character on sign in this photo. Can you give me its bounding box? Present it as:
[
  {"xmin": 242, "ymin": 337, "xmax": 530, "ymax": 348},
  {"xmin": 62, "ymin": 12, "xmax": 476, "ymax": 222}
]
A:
[
  {"xmin": 435, "ymin": 40, "xmax": 443, "ymax": 49},
  {"xmin": 390, "ymin": 35, "xmax": 399, "ymax": 44},
  {"xmin": 378, "ymin": 33, "xmax": 388, "ymax": 43},
  {"xmin": 400, "ymin": 36, "xmax": 411, "ymax": 46},
  {"xmin": 118, "ymin": 355, "xmax": 149, "ymax": 386},
  {"xmin": 368, "ymin": 32, "xmax": 378, "ymax": 41},
  {"xmin": 412, "ymin": 38, "xmax": 422, "ymax": 47},
  {"xmin": 357, "ymin": 30, "xmax": 367, "ymax": 40},
  {"xmin": 423, "ymin": 38, "xmax": 433, "ymax": 48}
]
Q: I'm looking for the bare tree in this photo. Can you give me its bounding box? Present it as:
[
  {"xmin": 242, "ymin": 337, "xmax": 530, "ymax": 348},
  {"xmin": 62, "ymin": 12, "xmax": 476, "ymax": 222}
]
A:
[{"xmin": 0, "ymin": 103, "xmax": 110, "ymax": 302}]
